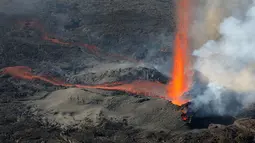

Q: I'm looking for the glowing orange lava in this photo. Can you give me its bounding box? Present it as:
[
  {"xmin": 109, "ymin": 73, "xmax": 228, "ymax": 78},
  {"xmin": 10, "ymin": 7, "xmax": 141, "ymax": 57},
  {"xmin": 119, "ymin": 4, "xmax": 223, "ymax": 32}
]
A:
[
  {"xmin": 1, "ymin": 66, "xmax": 167, "ymax": 99},
  {"xmin": 13, "ymin": 7, "xmax": 193, "ymax": 106},
  {"xmin": 17, "ymin": 20, "xmax": 139, "ymax": 62},
  {"xmin": 167, "ymin": 0, "xmax": 192, "ymax": 106}
]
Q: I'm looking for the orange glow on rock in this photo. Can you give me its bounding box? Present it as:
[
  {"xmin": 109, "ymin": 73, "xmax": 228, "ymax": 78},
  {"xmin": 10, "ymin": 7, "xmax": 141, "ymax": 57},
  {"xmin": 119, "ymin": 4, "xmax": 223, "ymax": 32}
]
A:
[
  {"xmin": 1, "ymin": 66, "xmax": 168, "ymax": 100},
  {"xmin": 17, "ymin": 20, "xmax": 139, "ymax": 63}
]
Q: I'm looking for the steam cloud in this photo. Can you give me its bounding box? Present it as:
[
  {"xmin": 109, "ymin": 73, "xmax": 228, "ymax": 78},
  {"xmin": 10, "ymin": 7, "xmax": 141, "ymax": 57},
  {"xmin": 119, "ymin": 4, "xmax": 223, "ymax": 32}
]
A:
[
  {"xmin": 192, "ymin": 0, "xmax": 255, "ymax": 116},
  {"xmin": 190, "ymin": 0, "xmax": 251, "ymax": 50}
]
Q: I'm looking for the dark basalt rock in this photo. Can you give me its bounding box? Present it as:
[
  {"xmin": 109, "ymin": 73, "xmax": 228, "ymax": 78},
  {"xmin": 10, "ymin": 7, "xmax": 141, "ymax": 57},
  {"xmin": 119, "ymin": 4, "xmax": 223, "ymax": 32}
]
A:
[{"xmin": 0, "ymin": 0, "xmax": 255, "ymax": 143}]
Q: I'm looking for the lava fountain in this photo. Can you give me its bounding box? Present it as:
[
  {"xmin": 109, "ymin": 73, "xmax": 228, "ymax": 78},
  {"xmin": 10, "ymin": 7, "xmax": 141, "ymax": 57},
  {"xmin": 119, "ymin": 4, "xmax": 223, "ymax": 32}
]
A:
[
  {"xmin": 3, "ymin": 0, "xmax": 193, "ymax": 106},
  {"xmin": 167, "ymin": 0, "xmax": 192, "ymax": 106}
]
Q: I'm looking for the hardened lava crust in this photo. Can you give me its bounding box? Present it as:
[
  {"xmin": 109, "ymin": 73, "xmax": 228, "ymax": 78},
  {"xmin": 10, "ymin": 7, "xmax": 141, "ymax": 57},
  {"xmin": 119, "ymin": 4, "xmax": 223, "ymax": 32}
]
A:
[{"xmin": 0, "ymin": 0, "xmax": 255, "ymax": 143}]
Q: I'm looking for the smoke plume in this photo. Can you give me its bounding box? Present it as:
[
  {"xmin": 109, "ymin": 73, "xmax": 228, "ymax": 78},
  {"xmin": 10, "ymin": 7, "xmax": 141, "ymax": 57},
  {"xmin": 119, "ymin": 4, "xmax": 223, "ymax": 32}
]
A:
[
  {"xmin": 192, "ymin": 0, "xmax": 255, "ymax": 116},
  {"xmin": 190, "ymin": 0, "xmax": 251, "ymax": 50}
]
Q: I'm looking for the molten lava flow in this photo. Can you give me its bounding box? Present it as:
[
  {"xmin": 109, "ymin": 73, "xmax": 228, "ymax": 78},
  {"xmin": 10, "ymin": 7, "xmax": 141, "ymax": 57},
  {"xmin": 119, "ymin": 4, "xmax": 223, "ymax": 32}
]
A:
[
  {"xmin": 181, "ymin": 114, "xmax": 188, "ymax": 121},
  {"xmin": 1, "ymin": 66, "xmax": 73, "ymax": 86},
  {"xmin": 167, "ymin": 0, "xmax": 192, "ymax": 106},
  {"xmin": 18, "ymin": 20, "xmax": 139, "ymax": 63},
  {"xmin": 1, "ymin": 66, "xmax": 167, "ymax": 99},
  {"xmin": 43, "ymin": 36, "xmax": 70, "ymax": 46}
]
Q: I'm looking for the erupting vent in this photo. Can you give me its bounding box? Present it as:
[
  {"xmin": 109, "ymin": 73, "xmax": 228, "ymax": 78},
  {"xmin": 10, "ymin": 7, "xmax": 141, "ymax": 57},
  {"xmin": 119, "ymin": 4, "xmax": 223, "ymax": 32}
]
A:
[{"xmin": 0, "ymin": 0, "xmax": 193, "ymax": 107}]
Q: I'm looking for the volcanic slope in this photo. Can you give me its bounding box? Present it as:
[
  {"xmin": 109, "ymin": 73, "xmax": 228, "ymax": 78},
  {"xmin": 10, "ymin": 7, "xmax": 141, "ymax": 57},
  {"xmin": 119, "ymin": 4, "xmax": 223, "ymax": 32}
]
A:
[
  {"xmin": 1, "ymin": 76, "xmax": 255, "ymax": 142},
  {"xmin": 0, "ymin": 0, "xmax": 255, "ymax": 143}
]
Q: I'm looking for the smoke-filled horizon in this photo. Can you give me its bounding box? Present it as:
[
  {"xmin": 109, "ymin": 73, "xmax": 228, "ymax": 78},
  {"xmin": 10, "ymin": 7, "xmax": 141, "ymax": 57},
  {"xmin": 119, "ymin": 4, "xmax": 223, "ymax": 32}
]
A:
[
  {"xmin": 190, "ymin": 0, "xmax": 252, "ymax": 50},
  {"xmin": 192, "ymin": 0, "xmax": 255, "ymax": 116}
]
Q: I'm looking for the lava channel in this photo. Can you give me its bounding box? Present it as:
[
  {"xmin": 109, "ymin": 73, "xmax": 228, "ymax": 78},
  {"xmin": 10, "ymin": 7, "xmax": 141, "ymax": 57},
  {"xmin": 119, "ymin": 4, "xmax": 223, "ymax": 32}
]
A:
[
  {"xmin": 0, "ymin": 66, "xmax": 167, "ymax": 100},
  {"xmin": 17, "ymin": 20, "xmax": 139, "ymax": 63}
]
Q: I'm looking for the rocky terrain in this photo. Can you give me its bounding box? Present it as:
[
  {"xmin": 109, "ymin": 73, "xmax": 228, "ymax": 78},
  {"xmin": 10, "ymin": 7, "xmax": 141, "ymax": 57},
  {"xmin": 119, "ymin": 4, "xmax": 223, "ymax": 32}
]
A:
[{"xmin": 0, "ymin": 0, "xmax": 255, "ymax": 143}]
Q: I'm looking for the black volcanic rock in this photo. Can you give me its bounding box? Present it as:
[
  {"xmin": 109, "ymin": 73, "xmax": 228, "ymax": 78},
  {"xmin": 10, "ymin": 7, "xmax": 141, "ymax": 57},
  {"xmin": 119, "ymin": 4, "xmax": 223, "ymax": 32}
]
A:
[
  {"xmin": 70, "ymin": 66, "xmax": 169, "ymax": 85},
  {"xmin": 0, "ymin": 0, "xmax": 255, "ymax": 143}
]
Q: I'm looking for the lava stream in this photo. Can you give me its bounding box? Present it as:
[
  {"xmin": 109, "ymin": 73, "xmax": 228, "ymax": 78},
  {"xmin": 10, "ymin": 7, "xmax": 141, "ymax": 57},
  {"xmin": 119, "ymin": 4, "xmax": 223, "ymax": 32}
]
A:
[
  {"xmin": 1, "ymin": 66, "xmax": 167, "ymax": 100},
  {"xmin": 18, "ymin": 20, "xmax": 138, "ymax": 62},
  {"xmin": 167, "ymin": 0, "xmax": 192, "ymax": 106}
]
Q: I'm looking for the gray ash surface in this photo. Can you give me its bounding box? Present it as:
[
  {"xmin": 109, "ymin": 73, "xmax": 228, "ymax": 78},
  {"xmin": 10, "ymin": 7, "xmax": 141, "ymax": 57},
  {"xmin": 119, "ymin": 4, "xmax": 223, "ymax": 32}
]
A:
[{"xmin": 0, "ymin": 0, "xmax": 255, "ymax": 143}]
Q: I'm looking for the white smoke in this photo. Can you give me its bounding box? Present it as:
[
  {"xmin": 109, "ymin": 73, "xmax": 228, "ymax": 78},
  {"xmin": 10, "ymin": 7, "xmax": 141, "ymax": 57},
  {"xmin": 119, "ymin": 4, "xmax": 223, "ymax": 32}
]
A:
[{"xmin": 192, "ymin": 1, "xmax": 255, "ymax": 115}]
